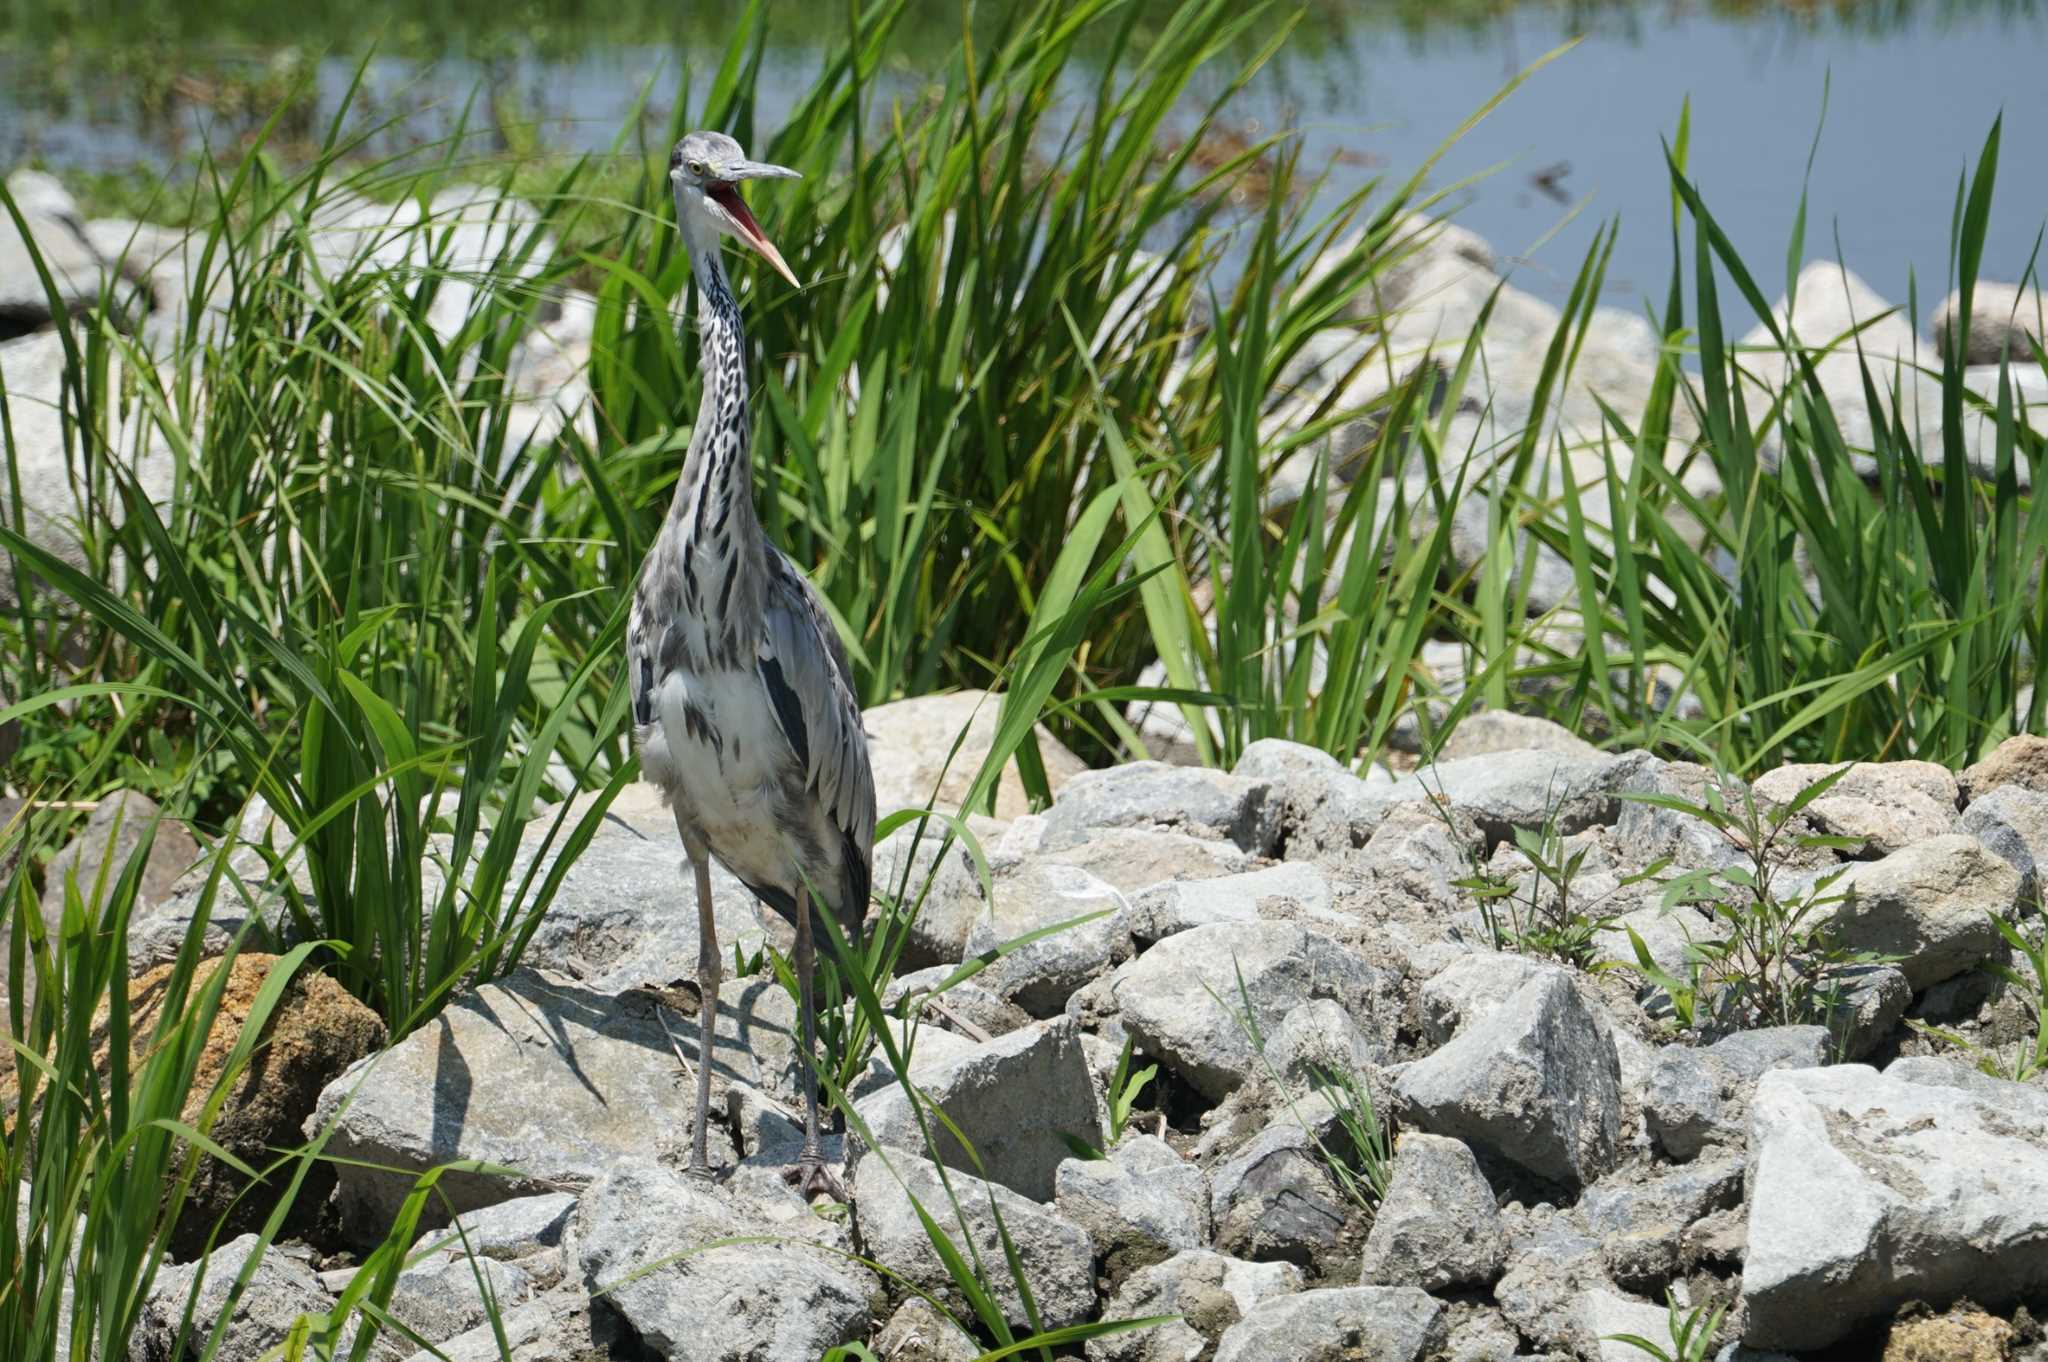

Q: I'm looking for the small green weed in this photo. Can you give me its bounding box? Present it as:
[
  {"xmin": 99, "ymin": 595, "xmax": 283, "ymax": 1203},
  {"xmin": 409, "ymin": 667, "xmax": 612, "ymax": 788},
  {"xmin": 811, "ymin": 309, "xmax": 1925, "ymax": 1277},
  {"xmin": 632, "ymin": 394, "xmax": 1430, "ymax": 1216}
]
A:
[{"xmin": 1603, "ymin": 1292, "xmax": 1727, "ymax": 1361}]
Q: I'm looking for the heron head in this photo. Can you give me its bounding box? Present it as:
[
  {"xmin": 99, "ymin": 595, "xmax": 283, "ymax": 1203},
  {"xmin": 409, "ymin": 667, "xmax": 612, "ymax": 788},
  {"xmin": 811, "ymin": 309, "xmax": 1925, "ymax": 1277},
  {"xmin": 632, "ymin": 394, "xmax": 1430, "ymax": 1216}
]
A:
[{"xmin": 669, "ymin": 131, "xmax": 802, "ymax": 290}]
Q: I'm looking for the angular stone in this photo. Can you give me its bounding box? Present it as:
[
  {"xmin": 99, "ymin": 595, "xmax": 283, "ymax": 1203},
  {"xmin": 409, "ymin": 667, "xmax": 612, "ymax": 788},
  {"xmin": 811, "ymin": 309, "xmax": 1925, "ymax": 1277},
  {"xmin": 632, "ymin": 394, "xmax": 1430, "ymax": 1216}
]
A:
[
  {"xmin": 1377, "ymin": 750, "xmax": 1629, "ymax": 841},
  {"xmin": 862, "ymin": 689, "xmax": 1087, "ymax": 821},
  {"xmin": 1703, "ymin": 1026, "xmax": 1829, "ymax": 1080},
  {"xmin": 413, "ymin": 1192, "xmax": 576, "ymax": 1264},
  {"xmin": 1579, "ymin": 1288, "xmax": 1678, "ymax": 1362},
  {"xmin": 1934, "ymin": 282, "xmax": 2048, "ymax": 364},
  {"xmin": 1041, "ymin": 762, "xmax": 1281, "ymax": 854},
  {"xmin": 1211, "ymin": 1286, "xmax": 1446, "ymax": 1362},
  {"xmin": 1613, "ymin": 760, "xmax": 1750, "ymax": 871},
  {"xmin": 310, "ymin": 970, "xmax": 792, "ymax": 1242},
  {"xmin": 0, "ymin": 187, "xmax": 106, "ymax": 327},
  {"xmin": 576, "ymin": 1159, "xmax": 870, "ymax": 1361},
  {"xmin": 1086, "ymin": 1249, "xmax": 1302, "ymax": 1362},
  {"xmin": 133, "ymin": 1235, "xmax": 342, "ymax": 1362},
  {"xmin": 1959, "ymin": 734, "xmax": 2048, "ymax": 803},
  {"xmin": 1265, "ymin": 998, "xmax": 1383, "ymax": 1086},
  {"xmin": 1581, "ymin": 1159, "xmax": 1744, "ymax": 1292},
  {"xmin": 1643, "ymin": 1046, "xmax": 1731, "ymax": 1161},
  {"xmin": 1358, "ymin": 1133, "xmax": 1504, "ymax": 1291},
  {"xmin": 1961, "ymin": 783, "xmax": 2048, "ymax": 908},
  {"xmin": 1234, "ymin": 739, "xmax": 1391, "ymax": 859},
  {"xmin": 1436, "ymin": 712, "xmax": 1596, "ymax": 762},
  {"xmin": 392, "ymin": 1286, "xmax": 629, "ymax": 1362},
  {"xmin": 1824, "ymin": 963, "xmax": 1910, "ymax": 1061},
  {"xmin": 1828, "ymin": 835, "xmax": 2016, "ymax": 989},
  {"xmin": 1418, "ymin": 952, "xmax": 1557, "ymax": 1046},
  {"xmin": 1740, "ymin": 1064, "xmax": 2048, "ymax": 1349},
  {"xmin": 852, "ymin": 1147, "xmax": 1096, "ymax": 1330},
  {"xmin": 1122, "ymin": 864, "xmax": 1333, "ymax": 946},
  {"xmin": 873, "ymin": 1298, "xmax": 980, "ymax": 1362},
  {"xmin": 854, "ymin": 1016, "xmax": 1103, "ymax": 1201},
  {"xmin": 1752, "ymin": 761, "xmax": 1959, "ymax": 856},
  {"xmin": 963, "ymin": 859, "xmax": 1129, "ymax": 1015},
  {"xmin": 1396, "ymin": 971, "xmax": 1622, "ymax": 1188},
  {"xmin": 1209, "ymin": 1109, "xmax": 1353, "ymax": 1269},
  {"xmin": 1054, "ymin": 1134, "xmax": 1209, "ymax": 1273},
  {"xmin": 1493, "ymin": 1211, "xmax": 1611, "ymax": 1354},
  {"xmin": 1109, "ymin": 921, "xmax": 1391, "ymax": 1101},
  {"xmin": 38, "ymin": 790, "xmax": 198, "ymax": 924},
  {"xmin": 877, "ymin": 815, "xmax": 1003, "ymax": 970}
]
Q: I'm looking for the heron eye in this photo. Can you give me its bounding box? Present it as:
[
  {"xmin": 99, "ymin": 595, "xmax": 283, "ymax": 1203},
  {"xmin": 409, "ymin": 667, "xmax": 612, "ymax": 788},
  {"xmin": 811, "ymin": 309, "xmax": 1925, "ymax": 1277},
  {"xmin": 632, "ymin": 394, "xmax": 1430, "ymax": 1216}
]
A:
[{"xmin": 687, "ymin": 159, "xmax": 707, "ymax": 178}]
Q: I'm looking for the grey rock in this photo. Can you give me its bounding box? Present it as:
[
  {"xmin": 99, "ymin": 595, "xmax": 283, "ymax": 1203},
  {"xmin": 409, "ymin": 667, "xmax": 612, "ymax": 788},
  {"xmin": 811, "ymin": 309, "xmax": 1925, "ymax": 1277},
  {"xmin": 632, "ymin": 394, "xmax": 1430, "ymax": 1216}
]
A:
[
  {"xmin": 1441, "ymin": 1312, "xmax": 1527, "ymax": 1362},
  {"xmin": 1613, "ymin": 760, "xmax": 1749, "ymax": 871},
  {"xmin": 1436, "ymin": 712, "xmax": 1596, "ymax": 762},
  {"xmin": 0, "ymin": 178, "xmax": 106, "ymax": 327},
  {"xmin": 1211, "ymin": 1285, "xmax": 1446, "ymax": 1362},
  {"xmin": 38, "ymin": 790, "xmax": 198, "ymax": 920},
  {"xmin": 1054, "ymin": 1134, "xmax": 1209, "ymax": 1272},
  {"xmin": 393, "ymin": 1285, "xmax": 628, "ymax": 1362},
  {"xmin": 1235, "ymin": 738, "xmax": 1392, "ymax": 858},
  {"xmin": 375, "ymin": 1256, "xmax": 535, "ymax": 1349},
  {"xmin": 1351, "ymin": 806, "xmax": 1468, "ymax": 908},
  {"xmin": 854, "ymin": 1016, "xmax": 1103, "ymax": 1201},
  {"xmin": 132, "ymin": 1235, "xmax": 342, "ymax": 1362},
  {"xmin": 1959, "ymin": 734, "xmax": 2048, "ymax": 803},
  {"xmin": 1419, "ymin": 951, "xmax": 1558, "ymax": 1046},
  {"xmin": 412, "ymin": 1192, "xmax": 576, "ymax": 1264},
  {"xmin": 576, "ymin": 1158, "xmax": 870, "ymax": 1361},
  {"xmin": 1495, "ymin": 1210, "xmax": 1611, "ymax": 1353},
  {"xmin": 853, "ymin": 1147, "xmax": 1096, "ymax": 1330},
  {"xmin": 878, "ymin": 816, "xmax": 1003, "ymax": 970},
  {"xmin": 1109, "ymin": 921, "xmax": 1391, "ymax": 1101},
  {"xmin": 310, "ymin": 970, "xmax": 792, "ymax": 1243},
  {"xmin": 1740, "ymin": 1063, "xmax": 2048, "ymax": 1349},
  {"xmin": 1042, "ymin": 762, "xmax": 1280, "ymax": 854},
  {"xmin": 1579, "ymin": 1288, "xmax": 1677, "ymax": 1362},
  {"xmin": 1265, "ymin": 997, "xmax": 1383, "ymax": 1086},
  {"xmin": 882, "ymin": 966, "xmax": 1030, "ymax": 1039},
  {"xmin": 862, "ymin": 688, "xmax": 1086, "ymax": 822},
  {"xmin": 1208, "ymin": 1107, "xmax": 1353, "ymax": 1269},
  {"xmin": 1752, "ymin": 760, "xmax": 1959, "ymax": 856},
  {"xmin": 1961, "ymin": 783, "xmax": 2048, "ymax": 908},
  {"xmin": 1823, "ymin": 963, "xmax": 1910, "ymax": 1061},
  {"xmin": 963, "ymin": 858, "xmax": 1129, "ymax": 1015},
  {"xmin": 1643, "ymin": 1046, "xmax": 1731, "ymax": 1161},
  {"xmin": 1087, "ymin": 1249, "xmax": 1302, "ymax": 1362},
  {"xmin": 1828, "ymin": 834, "xmax": 2016, "ymax": 989},
  {"xmin": 873, "ymin": 1298, "xmax": 980, "ymax": 1362},
  {"xmin": 1933, "ymin": 281, "xmax": 2048, "ymax": 364},
  {"xmin": 1358, "ymin": 1133, "xmax": 1505, "ymax": 1290},
  {"xmin": 1581, "ymin": 1159, "xmax": 1744, "ymax": 1291},
  {"xmin": 1703, "ymin": 1026, "xmax": 1829, "ymax": 1080},
  {"xmin": 1380, "ymin": 749, "xmax": 1629, "ymax": 841},
  {"xmin": 1122, "ymin": 863, "xmax": 1333, "ymax": 945},
  {"xmin": 1397, "ymin": 970, "xmax": 1622, "ymax": 1187}
]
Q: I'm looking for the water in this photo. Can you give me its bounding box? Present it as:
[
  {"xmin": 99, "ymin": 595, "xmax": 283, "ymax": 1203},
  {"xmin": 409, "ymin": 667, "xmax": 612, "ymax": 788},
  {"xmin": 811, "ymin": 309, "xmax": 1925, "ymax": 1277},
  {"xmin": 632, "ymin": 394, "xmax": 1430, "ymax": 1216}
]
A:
[{"xmin": 4, "ymin": 2, "xmax": 2045, "ymax": 318}]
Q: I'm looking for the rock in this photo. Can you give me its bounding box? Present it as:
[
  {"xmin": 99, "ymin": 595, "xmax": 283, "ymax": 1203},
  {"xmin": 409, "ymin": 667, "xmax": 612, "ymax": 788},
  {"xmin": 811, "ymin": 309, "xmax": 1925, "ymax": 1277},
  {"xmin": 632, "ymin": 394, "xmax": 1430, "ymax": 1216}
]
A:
[
  {"xmin": 863, "ymin": 690, "xmax": 1087, "ymax": 820},
  {"xmin": 511, "ymin": 822, "xmax": 768, "ymax": 993},
  {"xmin": 1644, "ymin": 1046, "xmax": 1732, "ymax": 1161},
  {"xmin": 882, "ymin": 966, "xmax": 1030, "ymax": 1039},
  {"xmin": 1395, "ymin": 970, "xmax": 1622, "ymax": 1188},
  {"xmin": 1828, "ymin": 835, "xmax": 2016, "ymax": 989},
  {"xmin": 1440, "ymin": 1312, "xmax": 1526, "ymax": 1362},
  {"xmin": 1703, "ymin": 1025, "xmax": 1830, "ymax": 1079},
  {"xmin": 1264, "ymin": 997, "xmax": 1383, "ymax": 1085},
  {"xmin": 1358, "ymin": 1133, "xmax": 1505, "ymax": 1291},
  {"xmin": 873, "ymin": 1298, "xmax": 980, "ymax": 1362},
  {"xmin": 364, "ymin": 1255, "xmax": 535, "ymax": 1349},
  {"xmin": 962, "ymin": 858, "xmax": 1129, "ymax": 1015},
  {"xmin": 1961, "ymin": 783, "xmax": 2048, "ymax": 908},
  {"xmin": 1086, "ymin": 1249, "xmax": 1302, "ymax": 1362},
  {"xmin": 132, "ymin": 1235, "xmax": 341, "ymax": 1361},
  {"xmin": 1614, "ymin": 760, "xmax": 1749, "ymax": 871},
  {"xmin": 1740, "ymin": 1063, "xmax": 2048, "ymax": 1349},
  {"xmin": 852, "ymin": 1147, "xmax": 1096, "ymax": 1330},
  {"xmin": 1234, "ymin": 739, "xmax": 1391, "ymax": 858},
  {"xmin": 1418, "ymin": 951, "xmax": 1557, "ymax": 1046},
  {"xmin": 1824, "ymin": 963, "xmax": 1911, "ymax": 1061},
  {"xmin": 1933, "ymin": 282, "xmax": 2048, "ymax": 364},
  {"xmin": 1122, "ymin": 863, "xmax": 1333, "ymax": 946},
  {"xmin": 575, "ymin": 1158, "xmax": 870, "ymax": 1361},
  {"xmin": 1579, "ymin": 1287, "xmax": 1678, "ymax": 1362},
  {"xmin": 39, "ymin": 791, "xmax": 197, "ymax": 920},
  {"xmin": 0, "ymin": 173, "xmax": 107, "ymax": 329},
  {"xmin": 1882, "ymin": 1307, "xmax": 2017, "ymax": 1362},
  {"xmin": 1108, "ymin": 921, "xmax": 1391, "ymax": 1101},
  {"xmin": 1751, "ymin": 761, "xmax": 1959, "ymax": 856},
  {"xmin": 1379, "ymin": 750, "xmax": 1629, "ymax": 842},
  {"xmin": 1041, "ymin": 762, "xmax": 1281, "ymax": 854},
  {"xmin": 1210, "ymin": 1285, "xmax": 1447, "ymax": 1362},
  {"xmin": 878, "ymin": 816, "xmax": 1001, "ymax": 969},
  {"xmin": 854, "ymin": 1016, "xmax": 1103, "ymax": 1201},
  {"xmin": 1493, "ymin": 1210, "xmax": 1611, "ymax": 1353},
  {"xmin": 1581, "ymin": 1159, "xmax": 1744, "ymax": 1291},
  {"xmin": 0, "ymin": 330, "xmax": 175, "ymax": 608},
  {"xmin": 413, "ymin": 1191, "xmax": 575, "ymax": 1265},
  {"xmin": 1436, "ymin": 712, "xmax": 1597, "ymax": 762},
  {"xmin": 392, "ymin": 1285, "xmax": 629, "ymax": 1362},
  {"xmin": 1054, "ymin": 1134, "xmax": 1209, "ymax": 1274},
  {"xmin": 311, "ymin": 969, "xmax": 791, "ymax": 1243},
  {"xmin": 1208, "ymin": 1106, "xmax": 1354, "ymax": 1269},
  {"xmin": 1959, "ymin": 735, "xmax": 2048, "ymax": 802}
]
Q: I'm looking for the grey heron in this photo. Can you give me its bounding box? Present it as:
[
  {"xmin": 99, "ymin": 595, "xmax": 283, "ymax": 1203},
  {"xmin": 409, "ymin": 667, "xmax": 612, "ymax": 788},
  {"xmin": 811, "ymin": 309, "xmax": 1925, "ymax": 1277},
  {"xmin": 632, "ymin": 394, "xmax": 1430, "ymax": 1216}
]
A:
[{"xmin": 628, "ymin": 130, "xmax": 875, "ymax": 1198}]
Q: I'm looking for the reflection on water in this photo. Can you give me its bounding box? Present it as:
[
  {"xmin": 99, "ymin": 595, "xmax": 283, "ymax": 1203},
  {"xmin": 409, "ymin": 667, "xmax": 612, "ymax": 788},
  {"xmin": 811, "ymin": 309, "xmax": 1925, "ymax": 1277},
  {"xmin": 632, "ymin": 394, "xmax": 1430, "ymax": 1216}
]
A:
[{"xmin": 3, "ymin": 0, "xmax": 2045, "ymax": 308}]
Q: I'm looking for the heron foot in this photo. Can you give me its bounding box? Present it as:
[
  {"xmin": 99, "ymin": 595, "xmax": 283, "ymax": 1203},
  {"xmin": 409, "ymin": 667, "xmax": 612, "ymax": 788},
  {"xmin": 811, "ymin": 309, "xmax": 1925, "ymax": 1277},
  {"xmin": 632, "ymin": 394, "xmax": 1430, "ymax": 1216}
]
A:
[
  {"xmin": 782, "ymin": 1156, "xmax": 847, "ymax": 1203},
  {"xmin": 685, "ymin": 1160, "xmax": 722, "ymax": 1185}
]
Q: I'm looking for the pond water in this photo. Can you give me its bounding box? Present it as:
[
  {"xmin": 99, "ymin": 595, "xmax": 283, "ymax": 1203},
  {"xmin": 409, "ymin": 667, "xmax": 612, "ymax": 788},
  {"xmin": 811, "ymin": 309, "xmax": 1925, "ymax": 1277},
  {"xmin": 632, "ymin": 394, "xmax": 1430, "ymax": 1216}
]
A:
[{"xmin": 4, "ymin": 2, "xmax": 2045, "ymax": 318}]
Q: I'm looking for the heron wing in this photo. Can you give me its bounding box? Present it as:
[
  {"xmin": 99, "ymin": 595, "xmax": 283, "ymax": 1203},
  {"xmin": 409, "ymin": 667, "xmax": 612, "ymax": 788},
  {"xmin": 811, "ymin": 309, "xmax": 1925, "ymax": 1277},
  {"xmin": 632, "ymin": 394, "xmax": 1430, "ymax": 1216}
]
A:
[{"xmin": 759, "ymin": 547, "xmax": 876, "ymax": 928}]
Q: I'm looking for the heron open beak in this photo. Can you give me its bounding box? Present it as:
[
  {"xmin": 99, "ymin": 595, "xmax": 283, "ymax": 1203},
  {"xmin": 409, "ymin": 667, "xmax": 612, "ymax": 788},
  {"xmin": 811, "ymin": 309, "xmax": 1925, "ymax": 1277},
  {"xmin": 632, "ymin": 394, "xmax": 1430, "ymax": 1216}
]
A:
[{"xmin": 709, "ymin": 161, "xmax": 802, "ymax": 290}]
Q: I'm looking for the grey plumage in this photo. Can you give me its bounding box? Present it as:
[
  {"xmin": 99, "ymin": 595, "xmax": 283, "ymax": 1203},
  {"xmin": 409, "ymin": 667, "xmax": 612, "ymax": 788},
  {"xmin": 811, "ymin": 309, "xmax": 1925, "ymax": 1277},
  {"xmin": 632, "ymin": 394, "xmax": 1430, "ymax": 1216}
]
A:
[{"xmin": 627, "ymin": 131, "xmax": 874, "ymax": 1193}]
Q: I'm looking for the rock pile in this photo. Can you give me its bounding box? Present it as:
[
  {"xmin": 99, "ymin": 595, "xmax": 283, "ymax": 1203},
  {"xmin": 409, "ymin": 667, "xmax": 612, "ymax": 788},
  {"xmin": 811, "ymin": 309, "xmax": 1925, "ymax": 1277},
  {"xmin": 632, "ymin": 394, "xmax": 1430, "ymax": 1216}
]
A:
[{"xmin": 90, "ymin": 700, "xmax": 2048, "ymax": 1360}]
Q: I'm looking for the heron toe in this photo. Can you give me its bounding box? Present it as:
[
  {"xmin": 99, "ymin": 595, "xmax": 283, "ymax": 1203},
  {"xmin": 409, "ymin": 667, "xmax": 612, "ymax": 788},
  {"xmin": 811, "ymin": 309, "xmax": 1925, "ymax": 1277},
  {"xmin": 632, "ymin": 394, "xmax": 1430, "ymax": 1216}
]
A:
[{"xmin": 784, "ymin": 1156, "xmax": 848, "ymax": 1203}]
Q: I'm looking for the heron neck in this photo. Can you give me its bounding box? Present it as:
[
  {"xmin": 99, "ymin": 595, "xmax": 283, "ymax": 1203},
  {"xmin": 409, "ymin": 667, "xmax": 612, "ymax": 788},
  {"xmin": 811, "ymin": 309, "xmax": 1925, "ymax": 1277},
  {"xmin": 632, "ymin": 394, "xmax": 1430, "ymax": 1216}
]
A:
[{"xmin": 669, "ymin": 235, "xmax": 762, "ymax": 562}]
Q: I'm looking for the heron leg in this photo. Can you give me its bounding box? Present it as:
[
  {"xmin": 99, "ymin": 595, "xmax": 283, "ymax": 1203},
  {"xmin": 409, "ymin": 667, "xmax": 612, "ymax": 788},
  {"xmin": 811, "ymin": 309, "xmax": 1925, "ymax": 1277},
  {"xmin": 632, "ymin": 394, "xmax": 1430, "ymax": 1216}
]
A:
[
  {"xmin": 688, "ymin": 847, "xmax": 721, "ymax": 1179},
  {"xmin": 785, "ymin": 885, "xmax": 846, "ymax": 1201}
]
